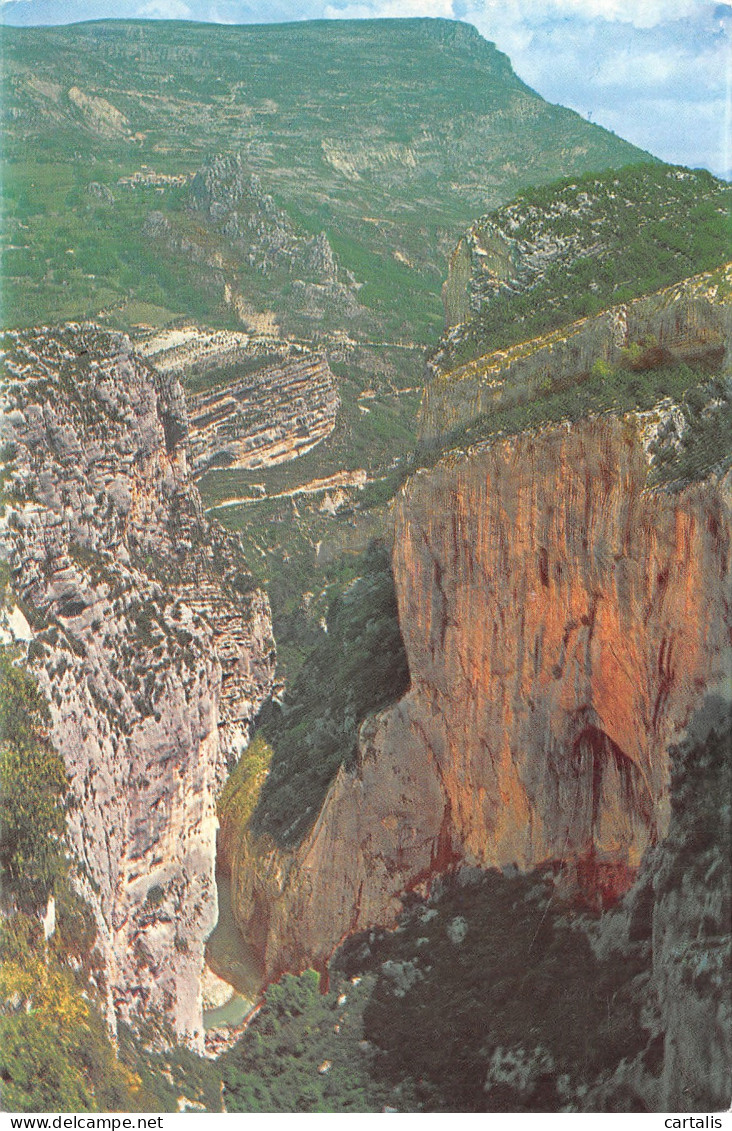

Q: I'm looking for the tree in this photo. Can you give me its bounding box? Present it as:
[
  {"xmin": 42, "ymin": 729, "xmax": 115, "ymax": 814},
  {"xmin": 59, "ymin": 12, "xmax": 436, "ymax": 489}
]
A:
[{"xmin": 0, "ymin": 648, "xmax": 68, "ymax": 910}]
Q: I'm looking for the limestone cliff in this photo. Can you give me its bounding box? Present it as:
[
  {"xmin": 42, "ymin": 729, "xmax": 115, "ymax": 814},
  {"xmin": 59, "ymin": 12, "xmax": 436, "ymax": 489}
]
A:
[
  {"xmin": 186, "ymin": 354, "xmax": 339, "ymax": 474},
  {"xmin": 580, "ymin": 699, "xmax": 731, "ymax": 1112},
  {"xmin": 0, "ymin": 324, "xmax": 275, "ymax": 1049},
  {"xmin": 136, "ymin": 328, "xmax": 339, "ymax": 475},
  {"xmin": 224, "ymin": 409, "xmax": 730, "ymax": 979}
]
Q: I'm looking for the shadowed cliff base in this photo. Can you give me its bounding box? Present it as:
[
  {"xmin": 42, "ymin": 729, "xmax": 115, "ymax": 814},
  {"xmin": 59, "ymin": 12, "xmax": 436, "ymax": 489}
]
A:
[{"xmin": 219, "ymin": 698, "xmax": 730, "ymax": 1113}]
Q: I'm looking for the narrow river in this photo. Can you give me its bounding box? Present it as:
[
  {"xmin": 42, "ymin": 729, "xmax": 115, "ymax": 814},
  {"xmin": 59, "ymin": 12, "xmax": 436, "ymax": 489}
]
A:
[{"xmin": 203, "ymin": 873, "xmax": 263, "ymax": 1031}]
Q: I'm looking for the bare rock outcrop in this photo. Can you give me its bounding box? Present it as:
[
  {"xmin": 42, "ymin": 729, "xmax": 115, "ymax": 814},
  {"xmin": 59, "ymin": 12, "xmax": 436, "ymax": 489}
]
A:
[
  {"xmin": 136, "ymin": 327, "xmax": 340, "ymax": 475},
  {"xmin": 186, "ymin": 353, "xmax": 339, "ymax": 474},
  {"xmin": 189, "ymin": 155, "xmax": 340, "ymax": 289},
  {"xmin": 0, "ymin": 324, "xmax": 275, "ymax": 1049}
]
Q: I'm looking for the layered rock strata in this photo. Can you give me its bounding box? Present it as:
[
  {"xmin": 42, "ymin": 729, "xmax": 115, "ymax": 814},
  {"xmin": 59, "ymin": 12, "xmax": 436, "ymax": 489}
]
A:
[
  {"xmin": 186, "ymin": 353, "xmax": 339, "ymax": 474},
  {"xmin": 136, "ymin": 328, "xmax": 340, "ymax": 475},
  {"xmin": 135, "ymin": 326, "xmax": 258, "ymax": 374},
  {"xmin": 0, "ymin": 324, "xmax": 275, "ymax": 1049},
  {"xmin": 225, "ymin": 413, "xmax": 731, "ymax": 980}
]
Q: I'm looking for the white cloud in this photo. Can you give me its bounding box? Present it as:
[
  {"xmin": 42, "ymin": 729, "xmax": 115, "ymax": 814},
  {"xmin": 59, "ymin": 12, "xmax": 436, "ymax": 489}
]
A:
[
  {"xmin": 455, "ymin": 0, "xmax": 730, "ymax": 175},
  {"xmin": 598, "ymin": 95, "xmax": 730, "ymax": 173},
  {"xmin": 138, "ymin": 0, "xmax": 190, "ymax": 13},
  {"xmin": 470, "ymin": 0, "xmax": 708, "ymax": 31}
]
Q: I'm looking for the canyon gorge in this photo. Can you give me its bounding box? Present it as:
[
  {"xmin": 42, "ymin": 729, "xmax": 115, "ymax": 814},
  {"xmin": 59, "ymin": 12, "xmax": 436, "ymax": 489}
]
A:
[
  {"xmin": 0, "ymin": 16, "xmax": 730, "ymax": 1113},
  {"xmin": 0, "ymin": 325, "xmax": 275, "ymax": 1049}
]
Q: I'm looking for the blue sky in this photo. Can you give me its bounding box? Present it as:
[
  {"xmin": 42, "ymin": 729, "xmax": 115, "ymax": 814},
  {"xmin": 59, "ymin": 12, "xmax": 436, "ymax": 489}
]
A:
[{"xmin": 2, "ymin": 0, "xmax": 730, "ymax": 179}]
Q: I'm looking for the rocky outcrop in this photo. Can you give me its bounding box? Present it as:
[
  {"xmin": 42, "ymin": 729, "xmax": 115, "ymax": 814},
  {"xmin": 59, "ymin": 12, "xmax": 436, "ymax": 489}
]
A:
[
  {"xmin": 186, "ymin": 353, "xmax": 339, "ymax": 474},
  {"xmin": 136, "ymin": 325, "xmax": 340, "ymax": 475},
  {"xmin": 135, "ymin": 326, "xmax": 258, "ymax": 375},
  {"xmin": 67, "ymin": 85, "xmax": 130, "ymax": 139},
  {"xmin": 0, "ymin": 324, "xmax": 275, "ymax": 1049},
  {"xmin": 583, "ymin": 699, "xmax": 731, "ymax": 1112},
  {"xmin": 189, "ymin": 156, "xmax": 337, "ymax": 285},
  {"xmin": 650, "ymin": 866, "xmax": 731, "ymax": 1110},
  {"xmin": 173, "ymin": 153, "xmax": 364, "ymax": 331},
  {"xmin": 226, "ymin": 411, "xmax": 731, "ymax": 981},
  {"xmin": 422, "ymin": 265, "xmax": 732, "ymax": 443}
]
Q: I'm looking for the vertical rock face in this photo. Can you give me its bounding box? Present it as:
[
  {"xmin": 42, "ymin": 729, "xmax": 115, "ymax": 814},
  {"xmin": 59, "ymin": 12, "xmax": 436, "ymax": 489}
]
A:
[
  {"xmin": 651, "ymin": 874, "xmax": 732, "ymax": 1110},
  {"xmin": 0, "ymin": 325, "xmax": 275, "ymax": 1049},
  {"xmin": 228, "ymin": 416, "xmax": 731, "ymax": 979},
  {"xmin": 586, "ymin": 700, "xmax": 731, "ymax": 1112},
  {"xmin": 423, "ymin": 266, "xmax": 732, "ymax": 443},
  {"xmin": 389, "ymin": 422, "xmax": 729, "ymax": 869},
  {"xmin": 136, "ymin": 328, "xmax": 340, "ymax": 476}
]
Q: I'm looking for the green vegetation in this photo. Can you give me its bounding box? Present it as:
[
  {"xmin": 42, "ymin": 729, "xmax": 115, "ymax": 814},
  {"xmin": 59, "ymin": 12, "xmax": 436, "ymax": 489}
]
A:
[
  {"xmin": 659, "ymin": 700, "xmax": 732, "ymax": 896},
  {"xmin": 1, "ymin": 16, "xmax": 729, "ymax": 1115},
  {"xmin": 1, "ymin": 18, "xmax": 648, "ymax": 336},
  {"xmin": 346, "ymin": 870, "xmax": 648, "ymax": 1111},
  {"xmin": 220, "ymin": 868, "xmax": 649, "ymax": 1113},
  {"xmin": 215, "ymin": 698, "xmax": 732, "ymax": 1113},
  {"xmin": 218, "ymin": 734, "xmax": 273, "ymax": 831},
  {"xmin": 198, "ymin": 346, "xmax": 423, "ymax": 512},
  {"xmin": 0, "ymin": 647, "xmax": 67, "ymax": 910},
  {"xmin": 650, "ymin": 376, "xmax": 732, "ymax": 487},
  {"xmin": 434, "ymin": 165, "xmax": 731, "ymax": 372},
  {"xmin": 250, "ymin": 541, "xmax": 410, "ymax": 847},
  {"xmin": 0, "ymin": 905, "xmax": 222, "ymax": 1113},
  {"xmin": 0, "ymin": 911, "xmax": 139, "ymax": 1114},
  {"xmin": 0, "ymin": 648, "xmax": 221, "ymax": 1113},
  {"xmin": 199, "ymin": 345, "xmax": 422, "ymax": 683}
]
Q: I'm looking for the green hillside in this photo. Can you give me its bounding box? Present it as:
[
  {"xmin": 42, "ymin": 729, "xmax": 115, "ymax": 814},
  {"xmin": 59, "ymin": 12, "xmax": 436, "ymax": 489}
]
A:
[
  {"xmin": 1, "ymin": 17, "xmax": 650, "ymax": 337},
  {"xmin": 433, "ymin": 164, "xmax": 731, "ymax": 373}
]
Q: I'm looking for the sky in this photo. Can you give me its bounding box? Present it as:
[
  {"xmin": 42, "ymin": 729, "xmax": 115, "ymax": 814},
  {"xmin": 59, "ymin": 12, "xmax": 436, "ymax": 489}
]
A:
[{"xmin": 2, "ymin": 0, "xmax": 730, "ymax": 179}]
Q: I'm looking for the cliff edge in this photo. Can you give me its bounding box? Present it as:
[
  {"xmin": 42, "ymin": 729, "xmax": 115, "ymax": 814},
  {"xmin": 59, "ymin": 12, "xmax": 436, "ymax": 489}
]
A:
[
  {"xmin": 222, "ymin": 270, "xmax": 731, "ymax": 996},
  {"xmin": 0, "ymin": 324, "xmax": 275, "ymax": 1049}
]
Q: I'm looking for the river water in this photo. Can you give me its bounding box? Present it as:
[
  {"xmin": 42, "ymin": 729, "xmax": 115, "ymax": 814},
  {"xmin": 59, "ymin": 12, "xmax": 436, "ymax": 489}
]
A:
[{"xmin": 203, "ymin": 873, "xmax": 263, "ymax": 1031}]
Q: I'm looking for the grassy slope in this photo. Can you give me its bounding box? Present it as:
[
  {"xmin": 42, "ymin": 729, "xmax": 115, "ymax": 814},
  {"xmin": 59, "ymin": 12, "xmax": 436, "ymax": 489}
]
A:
[
  {"xmin": 1, "ymin": 18, "xmax": 649, "ymax": 336},
  {"xmin": 432, "ymin": 165, "xmax": 732, "ymax": 372}
]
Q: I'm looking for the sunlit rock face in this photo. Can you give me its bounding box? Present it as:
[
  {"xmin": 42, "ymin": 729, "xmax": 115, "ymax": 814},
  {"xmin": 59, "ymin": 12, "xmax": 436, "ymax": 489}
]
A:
[
  {"xmin": 0, "ymin": 324, "xmax": 275, "ymax": 1049},
  {"xmin": 226, "ymin": 413, "xmax": 730, "ymax": 980},
  {"xmin": 388, "ymin": 420, "xmax": 729, "ymax": 873}
]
